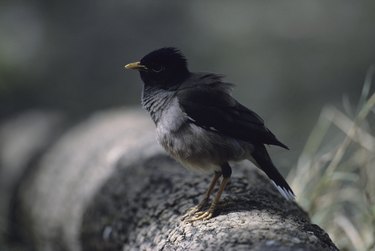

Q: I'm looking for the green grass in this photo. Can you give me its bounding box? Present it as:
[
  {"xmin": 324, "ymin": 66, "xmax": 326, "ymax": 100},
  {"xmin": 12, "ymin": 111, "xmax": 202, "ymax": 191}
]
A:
[{"xmin": 288, "ymin": 66, "xmax": 375, "ymax": 251}]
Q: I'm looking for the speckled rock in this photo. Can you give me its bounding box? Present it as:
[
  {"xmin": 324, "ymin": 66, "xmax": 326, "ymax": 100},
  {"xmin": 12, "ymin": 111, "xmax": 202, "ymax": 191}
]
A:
[
  {"xmin": 5, "ymin": 109, "xmax": 338, "ymax": 251},
  {"xmin": 82, "ymin": 155, "xmax": 338, "ymax": 251}
]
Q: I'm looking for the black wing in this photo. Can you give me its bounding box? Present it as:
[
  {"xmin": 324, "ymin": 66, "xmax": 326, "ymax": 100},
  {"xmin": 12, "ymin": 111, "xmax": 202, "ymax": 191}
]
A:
[{"xmin": 177, "ymin": 86, "xmax": 288, "ymax": 149}]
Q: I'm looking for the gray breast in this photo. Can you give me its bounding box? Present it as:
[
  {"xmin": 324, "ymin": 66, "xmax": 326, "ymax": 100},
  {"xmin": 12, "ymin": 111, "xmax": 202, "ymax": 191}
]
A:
[{"xmin": 155, "ymin": 97, "xmax": 253, "ymax": 173}]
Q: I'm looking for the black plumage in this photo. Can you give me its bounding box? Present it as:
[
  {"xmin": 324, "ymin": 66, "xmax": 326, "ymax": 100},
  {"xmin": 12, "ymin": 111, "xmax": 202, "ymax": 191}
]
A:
[
  {"xmin": 125, "ymin": 47, "xmax": 294, "ymax": 221},
  {"xmin": 177, "ymin": 82, "xmax": 289, "ymax": 149}
]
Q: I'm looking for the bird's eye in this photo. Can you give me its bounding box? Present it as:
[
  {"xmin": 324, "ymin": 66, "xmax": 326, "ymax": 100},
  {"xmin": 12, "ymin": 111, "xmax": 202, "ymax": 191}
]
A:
[{"xmin": 152, "ymin": 65, "xmax": 165, "ymax": 73}]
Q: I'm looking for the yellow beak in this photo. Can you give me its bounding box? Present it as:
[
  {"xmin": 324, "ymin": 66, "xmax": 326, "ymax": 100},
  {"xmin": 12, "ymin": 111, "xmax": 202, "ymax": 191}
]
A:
[{"xmin": 124, "ymin": 61, "xmax": 148, "ymax": 71}]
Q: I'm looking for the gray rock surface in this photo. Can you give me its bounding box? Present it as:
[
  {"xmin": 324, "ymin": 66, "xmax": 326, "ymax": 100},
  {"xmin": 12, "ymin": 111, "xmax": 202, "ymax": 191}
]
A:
[
  {"xmin": 82, "ymin": 155, "xmax": 337, "ymax": 251},
  {"xmin": 1, "ymin": 109, "xmax": 338, "ymax": 251}
]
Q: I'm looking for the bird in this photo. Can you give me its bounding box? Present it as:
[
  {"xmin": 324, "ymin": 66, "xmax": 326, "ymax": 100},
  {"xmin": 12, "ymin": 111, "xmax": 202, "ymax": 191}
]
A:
[{"xmin": 125, "ymin": 47, "xmax": 294, "ymax": 221}]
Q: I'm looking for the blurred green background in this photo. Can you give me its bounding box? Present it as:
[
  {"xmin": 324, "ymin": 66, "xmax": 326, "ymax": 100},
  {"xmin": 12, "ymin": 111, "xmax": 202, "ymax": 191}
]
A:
[{"xmin": 1, "ymin": 1, "xmax": 375, "ymax": 166}]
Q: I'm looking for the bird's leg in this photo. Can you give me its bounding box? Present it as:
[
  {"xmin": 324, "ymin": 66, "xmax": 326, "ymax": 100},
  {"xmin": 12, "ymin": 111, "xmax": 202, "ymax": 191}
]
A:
[
  {"xmin": 196, "ymin": 171, "xmax": 221, "ymax": 210},
  {"xmin": 189, "ymin": 163, "xmax": 232, "ymax": 221},
  {"xmin": 182, "ymin": 171, "xmax": 221, "ymax": 220}
]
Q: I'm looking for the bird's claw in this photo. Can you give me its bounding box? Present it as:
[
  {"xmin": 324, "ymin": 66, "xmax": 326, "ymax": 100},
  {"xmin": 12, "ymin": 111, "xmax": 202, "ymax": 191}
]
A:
[
  {"xmin": 181, "ymin": 206, "xmax": 200, "ymax": 221},
  {"xmin": 181, "ymin": 197, "xmax": 210, "ymax": 221},
  {"xmin": 188, "ymin": 210, "xmax": 214, "ymax": 222},
  {"xmin": 182, "ymin": 205, "xmax": 215, "ymax": 222}
]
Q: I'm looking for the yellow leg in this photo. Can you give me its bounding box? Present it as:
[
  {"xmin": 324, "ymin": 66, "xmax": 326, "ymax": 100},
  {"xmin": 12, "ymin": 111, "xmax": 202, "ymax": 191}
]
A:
[
  {"xmin": 182, "ymin": 172, "xmax": 221, "ymax": 221},
  {"xmin": 196, "ymin": 172, "xmax": 221, "ymax": 210},
  {"xmin": 189, "ymin": 176, "xmax": 230, "ymax": 221}
]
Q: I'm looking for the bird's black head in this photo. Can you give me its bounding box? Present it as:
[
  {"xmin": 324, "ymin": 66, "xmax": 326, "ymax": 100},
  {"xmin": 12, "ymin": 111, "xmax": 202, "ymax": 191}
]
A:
[{"xmin": 125, "ymin": 47, "xmax": 190, "ymax": 89}]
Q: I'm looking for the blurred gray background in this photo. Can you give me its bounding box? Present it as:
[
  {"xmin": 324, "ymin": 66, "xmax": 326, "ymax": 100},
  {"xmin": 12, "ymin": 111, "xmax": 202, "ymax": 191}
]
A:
[{"xmin": 1, "ymin": 0, "xmax": 374, "ymax": 166}]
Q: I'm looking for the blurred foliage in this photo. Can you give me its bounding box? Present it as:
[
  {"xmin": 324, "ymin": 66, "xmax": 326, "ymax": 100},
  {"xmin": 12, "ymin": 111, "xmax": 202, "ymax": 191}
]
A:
[{"xmin": 289, "ymin": 67, "xmax": 375, "ymax": 251}]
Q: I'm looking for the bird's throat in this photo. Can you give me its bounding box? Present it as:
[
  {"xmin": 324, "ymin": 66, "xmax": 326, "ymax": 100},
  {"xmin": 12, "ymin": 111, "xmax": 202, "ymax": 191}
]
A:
[{"xmin": 141, "ymin": 86, "xmax": 175, "ymax": 125}]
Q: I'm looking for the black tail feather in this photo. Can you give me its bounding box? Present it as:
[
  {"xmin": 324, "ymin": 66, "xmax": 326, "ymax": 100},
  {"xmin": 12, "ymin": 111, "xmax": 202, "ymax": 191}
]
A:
[{"xmin": 251, "ymin": 145, "xmax": 295, "ymax": 200}]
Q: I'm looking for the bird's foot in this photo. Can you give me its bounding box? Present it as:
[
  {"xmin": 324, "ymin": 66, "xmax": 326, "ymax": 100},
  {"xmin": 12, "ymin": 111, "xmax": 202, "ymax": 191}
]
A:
[
  {"xmin": 181, "ymin": 204, "xmax": 202, "ymax": 221},
  {"xmin": 183, "ymin": 203, "xmax": 216, "ymax": 222},
  {"xmin": 181, "ymin": 198, "xmax": 210, "ymax": 221},
  {"xmin": 196, "ymin": 197, "xmax": 209, "ymax": 211},
  {"xmin": 187, "ymin": 209, "xmax": 214, "ymax": 222}
]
